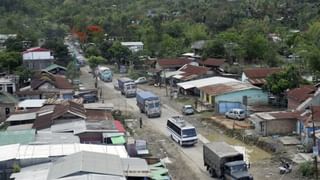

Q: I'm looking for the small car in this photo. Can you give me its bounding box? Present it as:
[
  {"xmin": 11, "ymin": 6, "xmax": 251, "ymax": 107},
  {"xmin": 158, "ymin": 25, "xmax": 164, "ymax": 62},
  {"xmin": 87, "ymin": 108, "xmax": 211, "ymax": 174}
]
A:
[
  {"xmin": 225, "ymin": 108, "xmax": 246, "ymax": 120},
  {"xmin": 134, "ymin": 77, "xmax": 147, "ymax": 84},
  {"xmin": 182, "ymin": 105, "xmax": 194, "ymax": 115}
]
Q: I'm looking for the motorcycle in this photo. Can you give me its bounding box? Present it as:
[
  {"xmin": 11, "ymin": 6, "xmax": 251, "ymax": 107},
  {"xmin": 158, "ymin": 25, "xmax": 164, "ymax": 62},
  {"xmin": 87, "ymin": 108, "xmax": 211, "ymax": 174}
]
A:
[{"xmin": 279, "ymin": 161, "xmax": 292, "ymax": 174}]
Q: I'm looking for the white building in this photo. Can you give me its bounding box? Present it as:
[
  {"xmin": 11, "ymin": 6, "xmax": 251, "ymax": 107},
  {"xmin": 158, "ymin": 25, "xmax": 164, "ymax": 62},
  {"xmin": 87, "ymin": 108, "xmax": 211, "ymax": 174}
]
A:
[
  {"xmin": 23, "ymin": 47, "xmax": 54, "ymax": 70},
  {"xmin": 0, "ymin": 77, "xmax": 16, "ymax": 94},
  {"xmin": 121, "ymin": 42, "xmax": 144, "ymax": 53}
]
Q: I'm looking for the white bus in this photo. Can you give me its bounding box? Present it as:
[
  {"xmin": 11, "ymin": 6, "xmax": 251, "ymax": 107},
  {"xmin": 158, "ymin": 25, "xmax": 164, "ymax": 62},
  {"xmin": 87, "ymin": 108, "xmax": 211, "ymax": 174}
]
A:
[{"xmin": 166, "ymin": 116, "xmax": 198, "ymax": 146}]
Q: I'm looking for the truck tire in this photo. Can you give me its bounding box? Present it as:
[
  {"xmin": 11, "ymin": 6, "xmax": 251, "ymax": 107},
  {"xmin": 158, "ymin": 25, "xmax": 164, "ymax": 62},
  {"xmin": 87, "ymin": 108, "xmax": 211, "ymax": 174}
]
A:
[
  {"xmin": 209, "ymin": 168, "xmax": 216, "ymax": 177},
  {"xmin": 140, "ymin": 108, "xmax": 143, "ymax": 113}
]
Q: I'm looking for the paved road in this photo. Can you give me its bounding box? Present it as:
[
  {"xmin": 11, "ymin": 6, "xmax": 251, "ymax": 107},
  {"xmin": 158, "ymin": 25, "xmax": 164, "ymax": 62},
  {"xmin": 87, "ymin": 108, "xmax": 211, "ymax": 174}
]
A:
[{"xmin": 80, "ymin": 65, "xmax": 212, "ymax": 180}]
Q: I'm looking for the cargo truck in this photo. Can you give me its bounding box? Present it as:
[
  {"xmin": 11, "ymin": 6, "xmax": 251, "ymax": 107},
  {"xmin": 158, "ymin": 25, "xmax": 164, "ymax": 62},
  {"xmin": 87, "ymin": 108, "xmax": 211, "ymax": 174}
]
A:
[
  {"xmin": 95, "ymin": 65, "xmax": 113, "ymax": 82},
  {"xmin": 203, "ymin": 142, "xmax": 253, "ymax": 180},
  {"xmin": 136, "ymin": 91, "xmax": 161, "ymax": 118},
  {"xmin": 118, "ymin": 77, "xmax": 137, "ymax": 98}
]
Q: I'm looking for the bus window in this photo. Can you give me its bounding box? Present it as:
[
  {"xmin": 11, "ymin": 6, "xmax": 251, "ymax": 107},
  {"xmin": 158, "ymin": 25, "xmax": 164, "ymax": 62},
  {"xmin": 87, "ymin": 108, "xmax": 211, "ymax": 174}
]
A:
[{"xmin": 182, "ymin": 128, "xmax": 197, "ymax": 138}]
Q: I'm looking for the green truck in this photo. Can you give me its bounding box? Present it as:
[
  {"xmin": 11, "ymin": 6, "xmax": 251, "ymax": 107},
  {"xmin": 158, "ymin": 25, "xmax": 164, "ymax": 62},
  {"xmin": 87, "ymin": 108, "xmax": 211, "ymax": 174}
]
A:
[{"xmin": 203, "ymin": 142, "xmax": 253, "ymax": 180}]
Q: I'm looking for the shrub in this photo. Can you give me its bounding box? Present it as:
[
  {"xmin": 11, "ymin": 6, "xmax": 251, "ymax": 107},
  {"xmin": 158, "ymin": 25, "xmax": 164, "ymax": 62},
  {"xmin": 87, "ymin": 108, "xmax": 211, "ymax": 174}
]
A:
[{"xmin": 298, "ymin": 161, "xmax": 314, "ymax": 177}]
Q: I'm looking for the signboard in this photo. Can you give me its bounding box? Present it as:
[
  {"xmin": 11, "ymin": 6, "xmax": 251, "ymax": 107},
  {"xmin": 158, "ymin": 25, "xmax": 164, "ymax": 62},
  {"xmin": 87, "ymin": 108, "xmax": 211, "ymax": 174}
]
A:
[{"xmin": 313, "ymin": 146, "xmax": 318, "ymax": 156}]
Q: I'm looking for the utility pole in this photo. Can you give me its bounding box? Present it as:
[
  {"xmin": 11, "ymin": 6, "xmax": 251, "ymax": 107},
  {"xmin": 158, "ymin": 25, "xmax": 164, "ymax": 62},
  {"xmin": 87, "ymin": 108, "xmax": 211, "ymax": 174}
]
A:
[
  {"xmin": 164, "ymin": 69, "xmax": 168, "ymax": 96},
  {"xmin": 312, "ymin": 106, "xmax": 319, "ymax": 180}
]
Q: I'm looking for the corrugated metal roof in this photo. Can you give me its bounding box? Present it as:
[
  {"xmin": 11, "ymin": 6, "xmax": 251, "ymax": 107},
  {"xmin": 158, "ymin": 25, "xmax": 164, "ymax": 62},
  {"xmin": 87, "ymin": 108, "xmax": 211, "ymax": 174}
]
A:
[
  {"xmin": 200, "ymin": 82, "xmax": 259, "ymax": 96},
  {"xmin": 6, "ymin": 112, "xmax": 37, "ymax": 122},
  {"xmin": 287, "ymin": 85, "xmax": 316, "ymax": 103},
  {"xmin": 6, "ymin": 124, "xmax": 33, "ymax": 131},
  {"xmin": 255, "ymin": 111, "xmax": 299, "ymax": 121},
  {"xmin": 0, "ymin": 130, "xmax": 35, "ymax": 145},
  {"xmin": 122, "ymin": 158, "xmax": 150, "ymax": 177},
  {"xmin": 18, "ymin": 99, "xmax": 47, "ymax": 108},
  {"xmin": 11, "ymin": 162, "xmax": 127, "ymax": 180},
  {"xmin": 177, "ymin": 76, "xmax": 239, "ymax": 90},
  {"xmin": 0, "ymin": 144, "xmax": 20, "ymax": 161},
  {"xmin": 48, "ymin": 151, "xmax": 124, "ymax": 179},
  {"xmin": 34, "ymin": 131, "xmax": 80, "ymax": 144},
  {"xmin": 157, "ymin": 58, "xmax": 192, "ymax": 68},
  {"xmin": 0, "ymin": 143, "xmax": 128, "ymax": 162}
]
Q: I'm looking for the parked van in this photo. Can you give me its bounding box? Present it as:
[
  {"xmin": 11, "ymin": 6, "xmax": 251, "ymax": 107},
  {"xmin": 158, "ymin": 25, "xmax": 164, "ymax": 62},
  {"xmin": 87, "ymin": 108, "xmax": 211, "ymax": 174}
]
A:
[{"xmin": 225, "ymin": 108, "xmax": 246, "ymax": 120}]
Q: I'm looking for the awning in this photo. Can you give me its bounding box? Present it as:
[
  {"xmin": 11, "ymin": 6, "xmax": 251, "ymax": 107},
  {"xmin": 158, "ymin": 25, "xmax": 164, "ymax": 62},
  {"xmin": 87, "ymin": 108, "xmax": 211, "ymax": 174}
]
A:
[
  {"xmin": 111, "ymin": 136, "xmax": 126, "ymax": 145},
  {"xmin": 103, "ymin": 132, "xmax": 124, "ymax": 138},
  {"xmin": 114, "ymin": 120, "xmax": 126, "ymax": 133}
]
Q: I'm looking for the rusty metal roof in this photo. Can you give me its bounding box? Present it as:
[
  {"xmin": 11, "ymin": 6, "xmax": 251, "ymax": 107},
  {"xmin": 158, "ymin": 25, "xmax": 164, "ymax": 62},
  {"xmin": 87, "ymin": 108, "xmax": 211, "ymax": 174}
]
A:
[
  {"xmin": 199, "ymin": 58, "xmax": 225, "ymax": 67},
  {"xmin": 244, "ymin": 67, "xmax": 282, "ymax": 85},
  {"xmin": 256, "ymin": 111, "xmax": 299, "ymax": 121},
  {"xmin": 287, "ymin": 85, "xmax": 316, "ymax": 103},
  {"xmin": 200, "ymin": 82, "xmax": 259, "ymax": 96},
  {"xmin": 157, "ymin": 58, "xmax": 192, "ymax": 68}
]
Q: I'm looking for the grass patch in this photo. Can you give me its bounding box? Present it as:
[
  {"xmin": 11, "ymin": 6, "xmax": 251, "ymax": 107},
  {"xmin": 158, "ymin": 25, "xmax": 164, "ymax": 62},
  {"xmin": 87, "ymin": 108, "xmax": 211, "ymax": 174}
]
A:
[
  {"xmin": 175, "ymin": 97, "xmax": 194, "ymax": 105},
  {"xmin": 199, "ymin": 111, "xmax": 214, "ymax": 119}
]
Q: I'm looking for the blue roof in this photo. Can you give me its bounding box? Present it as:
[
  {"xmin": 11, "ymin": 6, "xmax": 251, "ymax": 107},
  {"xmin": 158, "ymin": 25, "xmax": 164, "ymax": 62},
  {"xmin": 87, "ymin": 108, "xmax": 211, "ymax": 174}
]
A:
[
  {"xmin": 0, "ymin": 130, "xmax": 36, "ymax": 145},
  {"xmin": 137, "ymin": 91, "xmax": 158, "ymax": 99}
]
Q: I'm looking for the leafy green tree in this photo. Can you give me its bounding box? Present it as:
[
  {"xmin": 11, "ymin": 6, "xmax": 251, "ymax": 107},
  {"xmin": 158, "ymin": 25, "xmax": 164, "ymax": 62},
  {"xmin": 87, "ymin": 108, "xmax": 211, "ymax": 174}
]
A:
[
  {"xmin": 85, "ymin": 45, "xmax": 101, "ymax": 58},
  {"xmin": 184, "ymin": 23, "xmax": 209, "ymax": 44},
  {"xmin": 4, "ymin": 36, "xmax": 24, "ymax": 52},
  {"xmin": 99, "ymin": 40, "xmax": 113, "ymax": 60},
  {"xmin": 14, "ymin": 66, "xmax": 33, "ymax": 87},
  {"xmin": 265, "ymin": 65, "xmax": 306, "ymax": 96},
  {"xmin": 109, "ymin": 42, "xmax": 132, "ymax": 68},
  {"xmin": 0, "ymin": 51, "xmax": 22, "ymax": 72},
  {"xmin": 88, "ymin": 56, "xmax": 105, "ymax": 69},
  {"xmin": 42, "ymin": 39, "xmax": 70, "ymax": 66},
  {"xmin": 66, "ymin": 61, "xmax": 80, "ymax": 83},
  {"xmin": 159, "ymin": 34, "xmax": 184, "ymax": 57},
  {"xmin": 202, "ymin": 38, "xmax": 225, "ymax": 58}
]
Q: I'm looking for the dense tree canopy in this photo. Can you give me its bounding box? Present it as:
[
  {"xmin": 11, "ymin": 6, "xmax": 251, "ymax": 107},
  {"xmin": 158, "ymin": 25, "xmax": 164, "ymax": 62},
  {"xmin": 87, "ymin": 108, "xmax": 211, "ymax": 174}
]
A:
[{"xmin": 1, "ymin": 0, "xmax": 320, "ymax": 75}]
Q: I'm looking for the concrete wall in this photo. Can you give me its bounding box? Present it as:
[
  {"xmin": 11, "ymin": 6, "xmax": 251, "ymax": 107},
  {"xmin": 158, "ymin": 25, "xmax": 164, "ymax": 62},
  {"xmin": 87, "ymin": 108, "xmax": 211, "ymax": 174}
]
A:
[
  {"xmin": 23, "ymin": 51, "xmax": 53, "ymax": 60},
  {"xmin": 78, "ymin": 132, "xmax": 102, "ymax": 144},
  {"xmin": 262, "ymin": 119, "xmax": 297, "ymax": 136},
  {"xmin": 23, "ymin": 59, "xmax": 54, "ymax": 70},
  {"xmin": 0, "ymin": 103, "xmax": 15, "ymax": 123},
  {"xmin": 215, "ymin": 89, "xmax": 268, "ymax": 106}
]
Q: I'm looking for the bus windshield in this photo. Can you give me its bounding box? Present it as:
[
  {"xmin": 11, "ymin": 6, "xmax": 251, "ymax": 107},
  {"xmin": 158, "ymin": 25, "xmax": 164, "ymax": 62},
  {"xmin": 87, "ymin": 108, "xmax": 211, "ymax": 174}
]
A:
[{"xmin": 182, "ymin": 128, "xmax": 197, "ymax": 138}]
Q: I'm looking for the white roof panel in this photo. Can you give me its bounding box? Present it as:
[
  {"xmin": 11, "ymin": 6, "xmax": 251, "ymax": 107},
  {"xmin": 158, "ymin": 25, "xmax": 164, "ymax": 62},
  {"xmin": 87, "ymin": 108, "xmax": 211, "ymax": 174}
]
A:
[
  {"xmin": 18, "ymin": 99, "xmax": 46, "ymax": 108},
  {"xmin": 121, "ymin": 42, "xmax": 143, "ymax": 46},
  {"xmin": 0, "ymin": 144, "xmax": 128, "ymax": 162},
  {"xmin": 0, "ymin": 144, "xmax": 19, "ymax": 161},
  {"xmin": 6, "ymin": 112, "xmax": 36, "ymax": 122},
  {"xmin": 177, "ymin": 76, "xmax": 239, "ymax": 89}
]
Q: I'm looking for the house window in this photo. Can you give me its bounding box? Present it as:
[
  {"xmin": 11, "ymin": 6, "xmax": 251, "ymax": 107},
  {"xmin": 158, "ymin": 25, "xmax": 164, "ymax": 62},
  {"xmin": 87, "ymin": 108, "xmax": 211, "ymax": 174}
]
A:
[{"xmin": 5, "ymin": 108, "xmax": 10, "ymax": 116}]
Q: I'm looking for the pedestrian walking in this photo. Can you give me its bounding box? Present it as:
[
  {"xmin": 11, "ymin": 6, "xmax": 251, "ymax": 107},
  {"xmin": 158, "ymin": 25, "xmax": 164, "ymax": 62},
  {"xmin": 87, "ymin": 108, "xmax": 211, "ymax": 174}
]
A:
[{"xmin": 139, "ymin": 117, "xmax": 143, "ymax": 128}]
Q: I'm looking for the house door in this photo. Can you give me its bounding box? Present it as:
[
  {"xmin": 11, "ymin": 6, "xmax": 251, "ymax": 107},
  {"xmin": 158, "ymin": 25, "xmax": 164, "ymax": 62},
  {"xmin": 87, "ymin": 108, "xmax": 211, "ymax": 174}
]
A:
[{"xmin": 7, "ymin": 86, "xmax": 13, "ymax": 94}]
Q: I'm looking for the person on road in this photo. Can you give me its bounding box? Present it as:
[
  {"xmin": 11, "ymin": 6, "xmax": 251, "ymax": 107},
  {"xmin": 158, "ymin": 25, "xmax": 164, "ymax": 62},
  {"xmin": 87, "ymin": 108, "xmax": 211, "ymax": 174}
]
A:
[{"xmin": 139, "ymin": 117, "xmax": 143, "ymax": 128}]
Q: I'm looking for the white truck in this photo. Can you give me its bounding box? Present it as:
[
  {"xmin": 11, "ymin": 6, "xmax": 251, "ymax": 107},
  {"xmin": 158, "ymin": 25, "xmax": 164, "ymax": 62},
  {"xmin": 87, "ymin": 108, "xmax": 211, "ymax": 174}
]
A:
[
  {"xmin": 203, "ymin": 142, "xmax": 253, "ymax": 180},
  {"xmin": 118, "ymin": 77, "xmax": 137, "ymax": 98}
]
